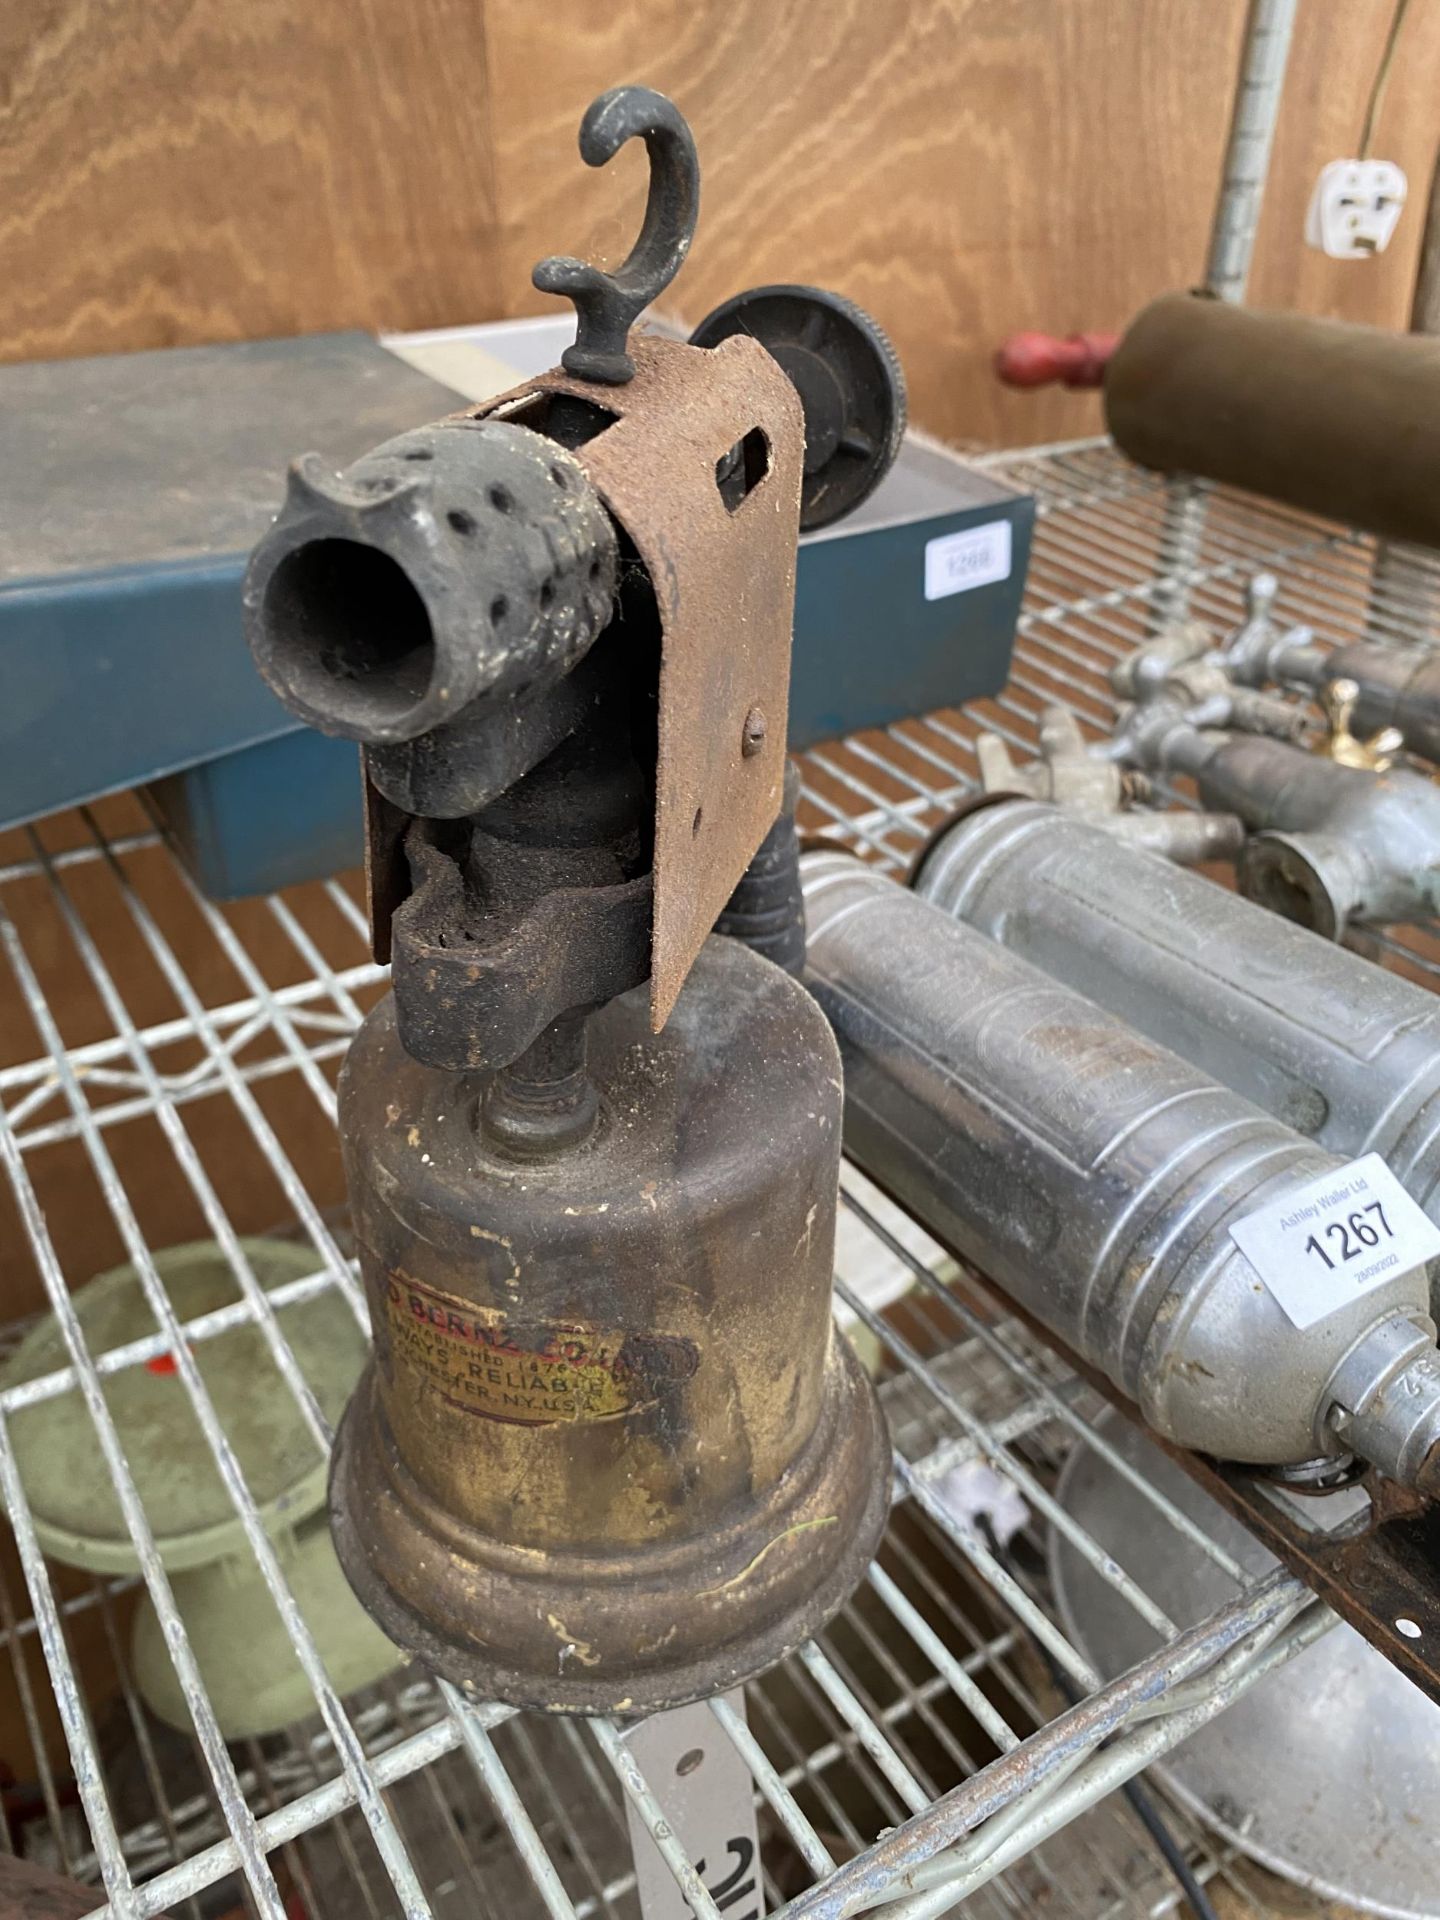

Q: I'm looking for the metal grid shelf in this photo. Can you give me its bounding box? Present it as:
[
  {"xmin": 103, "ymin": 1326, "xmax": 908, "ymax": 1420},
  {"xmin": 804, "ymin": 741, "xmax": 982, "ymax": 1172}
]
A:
[
  {"xmin": 0, "ymin": 437, "xmax": 1413, "ymax": 1920},
  {"xmin": 804, "ymin": 437, "xmax": 1440, "ymax": 994}
]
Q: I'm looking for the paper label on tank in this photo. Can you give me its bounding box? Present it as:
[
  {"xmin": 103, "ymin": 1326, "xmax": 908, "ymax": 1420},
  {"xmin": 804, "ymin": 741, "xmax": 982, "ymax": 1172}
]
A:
[
  {"xmin": 924, "ymin": 520, "xmax": 1012, "ymax": 600},
  {"xmin": 382, "ymin": 1271, "xmax": 697, "ymax": 1426},
  {"xmin": 1228, "ymin": 1154, "xmax": 1440, "ymax": 1330}
]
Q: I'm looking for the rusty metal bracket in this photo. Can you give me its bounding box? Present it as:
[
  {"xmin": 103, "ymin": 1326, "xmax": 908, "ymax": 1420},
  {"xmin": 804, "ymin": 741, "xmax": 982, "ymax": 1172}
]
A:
[
  {"xmin": 1179, "ymin": 1446, "xmax": 1440, "ymax": 1706},
  {"xmin": 473, "ymin": 334, "xmax": 804, "ymax": 1027},
  {"xmin": 999, "ymin": 1289, "xmax": 1440, "ymax": 1705}
]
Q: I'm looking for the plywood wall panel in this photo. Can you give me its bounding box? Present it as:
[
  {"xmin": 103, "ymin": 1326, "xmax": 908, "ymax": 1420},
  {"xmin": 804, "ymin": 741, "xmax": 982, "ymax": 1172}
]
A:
[
  {"xmin": 480, "ymin": 0, "xmax": 1251, "ymax": 446},
  {"xmin": 0, "ymin": 0, "xmax": 503, "ymax": 364},
  {"xmin": 3, "ymin": 1, "xmax": 1440, "ymax": 444}
]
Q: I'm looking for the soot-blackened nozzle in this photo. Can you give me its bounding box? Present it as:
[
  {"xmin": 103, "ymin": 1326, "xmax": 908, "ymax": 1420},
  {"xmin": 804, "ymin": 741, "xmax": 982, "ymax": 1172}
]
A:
[{"xmin": 243, "ymin": 420, "xmax": 618, "ymax": 752}]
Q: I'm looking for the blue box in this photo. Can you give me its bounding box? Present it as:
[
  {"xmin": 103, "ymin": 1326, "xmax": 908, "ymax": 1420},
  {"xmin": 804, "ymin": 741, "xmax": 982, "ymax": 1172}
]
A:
[
  {"xmin": 0, "ymin": 330, "xmax": 461, "ymax": 831},
  {"xmin": 0, "ymin": 322, "xmax": 1030, "ymax": 895}
]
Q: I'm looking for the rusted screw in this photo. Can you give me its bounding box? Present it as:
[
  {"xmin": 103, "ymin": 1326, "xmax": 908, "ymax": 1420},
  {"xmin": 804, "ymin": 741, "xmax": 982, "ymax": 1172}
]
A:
[{"xmin": 741, "ymin": 706, "xmax": 767, "ymax": 757}]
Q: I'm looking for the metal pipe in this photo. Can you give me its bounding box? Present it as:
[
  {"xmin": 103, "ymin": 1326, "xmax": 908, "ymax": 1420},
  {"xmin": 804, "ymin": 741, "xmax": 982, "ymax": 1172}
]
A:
[
  {"xmin": 1308, "ymin": 643, "xmax": 1440, "ymax": 761},
  {"xmin": 800, "ymin": 852, "xmax": 1440, "ymax": 1491},
  {"xmin": 1204, "ymin": 0, "xmax": 1298, "ymax": 302},
  {"xmin": 1233, "ymin": 621, "xmax": 1440, "ymax": 764},
  {"xmin": 1105, "ymin": 810, "xmax": 1246, "ymax": 863},
  {"xmin": 1150, "ymin": 0, "xmax": 1296, "ymax": 633},
  {"xmin": 915, "ymin": 800, "xmax": 1440, "ymax": 1235},
  {"xmin": 971, "ymin": 703, "xmax": 1248, "ymax": 865},
  {"xmin": 1118, "ymin": 709, "xmax": 1440, "ymax": 937}
]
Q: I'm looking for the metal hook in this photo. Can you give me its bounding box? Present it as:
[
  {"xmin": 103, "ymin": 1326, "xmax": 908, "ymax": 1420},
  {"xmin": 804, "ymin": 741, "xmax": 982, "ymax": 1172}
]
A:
[{"xmin": 532, "ymin": 86, "xmax": 701, "ymax": 386}]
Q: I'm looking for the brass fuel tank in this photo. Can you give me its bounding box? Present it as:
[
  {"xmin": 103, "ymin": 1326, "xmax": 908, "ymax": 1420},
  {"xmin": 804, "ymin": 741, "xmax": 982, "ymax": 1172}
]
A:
[{"xmin": 330, "ymin": 936, "xmax": 888, "ymax": 1713}]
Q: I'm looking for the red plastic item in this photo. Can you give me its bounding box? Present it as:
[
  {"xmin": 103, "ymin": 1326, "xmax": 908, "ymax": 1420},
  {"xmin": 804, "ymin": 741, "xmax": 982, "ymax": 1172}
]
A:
[{"xmin": 995, "ymin": 330, "xmax": 1119, "ymax": 390}]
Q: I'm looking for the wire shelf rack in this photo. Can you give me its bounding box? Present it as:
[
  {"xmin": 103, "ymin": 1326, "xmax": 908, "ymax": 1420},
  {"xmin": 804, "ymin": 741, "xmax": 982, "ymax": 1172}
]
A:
[
  {"xmin": 804, "ymin": 437, "xmax": 1440, "ymax": 986},
  {"xmin": 0, "ymin": 437, "xmax": 1424, "ymax": 1920}
]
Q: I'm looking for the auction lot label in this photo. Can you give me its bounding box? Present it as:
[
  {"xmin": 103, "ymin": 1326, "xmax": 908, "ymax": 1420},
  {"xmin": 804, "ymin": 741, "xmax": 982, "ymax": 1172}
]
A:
[{"xmin": 1229, "ymin": 1153, "xmax": 1440, "ymax": 1330}]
